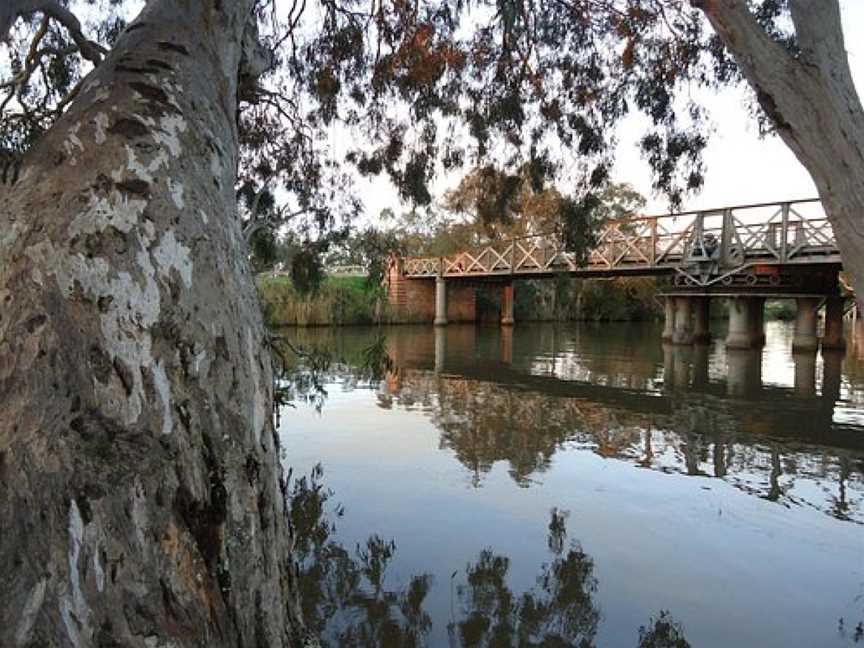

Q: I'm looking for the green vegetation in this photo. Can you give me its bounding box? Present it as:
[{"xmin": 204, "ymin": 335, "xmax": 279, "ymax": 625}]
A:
[
  {"xmin": 512, "ymin": 277, "xmax": 661, "ymax": 322},
  {"xmin": 764, "ymin": 300, "xmax": 797, "ymax": 321},
  {"xmin": 258, "ymin": 274, "xmax": 384, "ymax": 327},
  {"xmin": 257, "ymin": 180, "xmax": 663, "ymax": 326}
]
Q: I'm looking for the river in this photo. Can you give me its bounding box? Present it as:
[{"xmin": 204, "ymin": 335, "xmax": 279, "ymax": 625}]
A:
[{"xmin": 276, "ymin": 320, "xmax": 864, "ymax": 647}]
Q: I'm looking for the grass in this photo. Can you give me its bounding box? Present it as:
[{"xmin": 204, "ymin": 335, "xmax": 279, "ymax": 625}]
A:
[{"xmin": 257, "ymin": 274, "xmax": 384, "ymax": 327}]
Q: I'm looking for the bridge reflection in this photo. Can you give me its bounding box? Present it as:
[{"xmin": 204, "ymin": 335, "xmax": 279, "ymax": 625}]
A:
[{"xmin": 378, "ymin": 326, "xmax": 864, "ymax": 523}]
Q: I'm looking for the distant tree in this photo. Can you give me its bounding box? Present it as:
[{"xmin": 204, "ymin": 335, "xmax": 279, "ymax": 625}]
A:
[{"xmin": 442, "ymin": 164, "xmax": 568, "ymax": 239}]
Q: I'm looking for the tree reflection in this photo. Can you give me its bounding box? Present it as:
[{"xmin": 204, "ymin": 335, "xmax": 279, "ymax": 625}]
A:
[
  {"xmin": 290, "ymin": 467, "xmax": 692, "ymax": 647},
  {"xmin": 380, "ymin": 369, "xmax": 864, "ymax": 522},
  {"xmin": 270, "ymin": 332, "xmax": 393, "ymax": 415},
  {"xmin": 290, "ymin": 464, "xmax": 432, "ymax": 647},
  {"xmin": 447, "ymin": 505, "xmax": 599, "ymax": 647},
  {"xmin": 637, "ymin": 611, "xmax": 691, "ymax": 648}
]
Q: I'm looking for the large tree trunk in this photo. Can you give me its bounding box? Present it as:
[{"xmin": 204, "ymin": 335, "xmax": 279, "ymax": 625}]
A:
[
  {"xmin": 698, "ymin": 0, "xmax": 864, "ymax": 302},
  {"xmin": 0, "ymin": 3, "xmax": 305, "ymax": 646}
]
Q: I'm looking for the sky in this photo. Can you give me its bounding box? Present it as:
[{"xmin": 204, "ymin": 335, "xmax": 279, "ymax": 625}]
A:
[{"xmin": 349, "ymin": 1, "xmax": 864, "ymax": 224}]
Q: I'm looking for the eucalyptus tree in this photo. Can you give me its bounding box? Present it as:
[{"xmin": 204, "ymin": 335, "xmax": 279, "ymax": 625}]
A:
[{"xmin": 1, "ymin": 0, "xmax": 862, "ymax": 646}]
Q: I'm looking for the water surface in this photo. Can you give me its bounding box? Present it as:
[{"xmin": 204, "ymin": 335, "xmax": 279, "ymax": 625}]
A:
[{"xmin": 278, "ymin": 321, "xmax": 864, "ymax": 647}]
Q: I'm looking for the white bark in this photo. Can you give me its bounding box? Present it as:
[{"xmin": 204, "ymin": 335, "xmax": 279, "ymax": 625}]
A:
[
  {"xmin": 0, "ymin": 2, "xmax": 304, "ymax": 646},
  {"xmin": 697, "ymin": 0, "xmax": 864, "ymax": 302}
]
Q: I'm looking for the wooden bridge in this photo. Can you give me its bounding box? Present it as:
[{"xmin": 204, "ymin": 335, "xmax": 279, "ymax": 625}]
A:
[
  {"xmin": 385, "ymin": 198, "xmax": 850, "ymax": 353},
  {"xmin": 400, "ymin": 198, "xmax": 839, "ymax": 284}
]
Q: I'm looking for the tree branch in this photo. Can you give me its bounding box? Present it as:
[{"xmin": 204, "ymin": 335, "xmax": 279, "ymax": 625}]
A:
[{"xmin": 1, "ymin": 0, "xmax": 105, "ymax": 64}]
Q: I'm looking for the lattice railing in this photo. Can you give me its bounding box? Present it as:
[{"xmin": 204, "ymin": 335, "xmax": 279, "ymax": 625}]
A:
[{"xmin": 401, "ymin": 199, "xmax": 839, "ymax": 281}]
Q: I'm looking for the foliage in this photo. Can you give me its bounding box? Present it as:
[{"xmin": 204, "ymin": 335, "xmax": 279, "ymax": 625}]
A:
[
  {"xmin": 764, "ymin": 299, "xmax": 796, "ymax": 321},
  {"xmin": 1, "ymin": 0, "xmax": 811, "ymax": 283},
  {"xmin": 510, "ymin": 276, "xmax": 660, "ymax": 322},
  {"xmin": 324, "ymin": 226, "xmax": 404, "ymax": 288},
  {"xmin": 258, "ymin": 274, "xmax": 383, "ymax": 327},
  {"xmin": 637, "ymin": 611, "xmax": 692, "ymax": 648}
]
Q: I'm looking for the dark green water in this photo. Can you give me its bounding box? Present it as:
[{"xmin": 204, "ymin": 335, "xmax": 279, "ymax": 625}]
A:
[{"xmin": 277, "ymin": 321, "xmax": 864, "ymax": 647}]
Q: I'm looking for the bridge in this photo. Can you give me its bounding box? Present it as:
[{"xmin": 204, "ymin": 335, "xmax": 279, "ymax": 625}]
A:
[{"xmin": 385, "ymin": 198, "xmax": 849, "ymax": 353}]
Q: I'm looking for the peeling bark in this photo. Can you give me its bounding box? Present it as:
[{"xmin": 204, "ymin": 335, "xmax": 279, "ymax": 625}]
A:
[
  {"xmin": 0, "ymin": 2, "xmax": 305, "ymax": 646},
  {"xmin": 698, "ymin": 0, "xmax": 864, "ymax": 303}
]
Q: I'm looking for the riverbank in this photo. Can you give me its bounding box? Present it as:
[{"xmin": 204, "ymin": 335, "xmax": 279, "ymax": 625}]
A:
[{"xmin": 258, "ymin": 274, "xmax": 664, "ymax": 326}]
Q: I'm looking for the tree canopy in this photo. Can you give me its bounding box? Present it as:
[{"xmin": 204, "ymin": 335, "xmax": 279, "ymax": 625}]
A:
[
  {"xmin": 2, "ymin": 1, "xmax": 804, "ymax": 248},
  {"xmin": 6, "ymin": 1, "xmax": 864, "ymax": 298}
]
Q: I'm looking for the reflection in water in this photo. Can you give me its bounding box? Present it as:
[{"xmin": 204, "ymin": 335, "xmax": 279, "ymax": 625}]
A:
[
  {"xmin": 291, "ymin": 466, "xmax": 690, "ymax": 648},
  {"xmin": 373, "ymin": 334, "xmax": 864, "ymax": 522},
  {"xmin": 291, "ymin": 465, "xmax": 432, "ymax": 647},
  {"xmin": 279, "ymin": 322, "xmax": 864, "ymax": 646}
]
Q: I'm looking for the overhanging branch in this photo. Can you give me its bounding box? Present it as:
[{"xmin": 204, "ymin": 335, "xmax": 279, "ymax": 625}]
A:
[{"xmin": 1, "ymin": 0, "xmax": 106, "ymax": 64}]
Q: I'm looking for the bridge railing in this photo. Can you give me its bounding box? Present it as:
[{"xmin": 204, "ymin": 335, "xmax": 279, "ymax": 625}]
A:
[{"xmin": 401, "ymin": 198, "xmax": 837, "ymax": 279}]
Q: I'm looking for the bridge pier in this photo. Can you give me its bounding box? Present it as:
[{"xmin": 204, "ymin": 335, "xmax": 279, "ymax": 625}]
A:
[
  {"xmin": 434, "ymin": 277, "xmax": 448, "ymax": 326},
  {"xmin": 749, "ymin": 298, "xmax": 766, "ymax": 347},
  {"xmin": 662, "ymin": 297, "xmax": 676, "ymax": 342},
  {"xmin": 726, "ymin": 297, "xmax": 762, "ymax": 349},
  {"xmin": 672, "ymin": 297, "xmax": 694, "ymax": 345},
  {"xmin": 822, "ymin": 349, "xmax": 843, "ymax": 402},
  {"xmin": 692, "ymin": 297, "xmax": 711, "ymax": 343},
  {"xmin": 726, "ymin": 348, "xmax": 762, "ymax": 397},
  {"xmin": 793, "ymin": 350, "xmax": 817, "ymax": 398},
  {"xmin": 792, "ymin": 297, "xmax": 821, "ymax": 352},
  {"xmin": 501, "ymin": 282, "xmax": 515, "ymax": 326},
  {"xmin": 692, "ymin": 343, "xmax": 710, "ymax": 389},
  {"xmin": 822, "ymin": 296, "xmax": 846, "ymax": 351}
]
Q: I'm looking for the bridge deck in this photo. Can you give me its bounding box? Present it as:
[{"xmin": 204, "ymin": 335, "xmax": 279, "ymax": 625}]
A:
[{"xmin": 399, "ymin": 199, "xmax": 842, "ymax": 288}]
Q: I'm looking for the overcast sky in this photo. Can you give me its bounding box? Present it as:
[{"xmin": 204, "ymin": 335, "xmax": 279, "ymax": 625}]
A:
[{"xmin": 348, "ymin": 1, "xmax": 864, "ymax": 224}]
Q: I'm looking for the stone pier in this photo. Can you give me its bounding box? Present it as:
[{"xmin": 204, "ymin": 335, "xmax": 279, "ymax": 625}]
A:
[
  {"xmin": 692, "ymin": 343, "xmax": 710, "ymax": 389},
  {"xmin": 501, "ymin": 282, "xmax": 515, "ymax": 326},
  {"xmin": 749, "ymin": 298, "xmax": 765, "ymax": 347},
  {"xmin": 692, "ymin": 297, "xmax": 711, "ymax": 343},
  {"xmin": 726, "ymin": 297, "xmax": 763, "ymax": 349},
  {"xmin": 793, "ymin": 351, "xmax": 817, "ymax": 398},
  {"xmin": 662, "ymin": 297, "xmax": 675, "ymax": 342},
  {"xmin": 822, "ymin": 349, "xmax": 844, "ymax": 402},
  {"xmin": 672, "ymin": 297, "xmax": 694, "ymax": 345},
  {"xmin": 726, "ymin": 348, "xmax": 762, "ymax": 397},
  {"xmin": 792, "ymin": 297, "xmax": 821, "ymax": 352},
  {"xmin": 822, "ymin": 295, "xmax": 846, "ymax": 351}
]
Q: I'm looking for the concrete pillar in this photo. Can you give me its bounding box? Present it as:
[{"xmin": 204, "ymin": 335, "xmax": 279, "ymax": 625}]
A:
[
  {"xmin": 793, "ymin": 351, "xmax": 817, "ymax": 398},
  {"xmin": 726, "ymin": 297, "xmax": 757, "ymax": 349},
  {"xmin": 434, "ymin": 276, "xmax": 448, "ymax": 326},
  {"xmin": 434, "ymin": 325, "xmax": 447, "ymax": 372},
  {"xmin": 822, "ymin": 296, "xmax": 846, "ymax": 351},
  {"xmin": 726, "ymin": 348, "xmax": 762, "ymax": 397},
  {"xmin": 692, "ymin": 297, "xmax": 711, "ymax": 343},
  {"xmin": 792, "ymin": 297, "xmax": 820, "ymax": 352},
  {"xmin": 749, "ymin": 298, "xmax": 766, "ymax": 347},
  {"xmin": 501, "ymin": 282, "xmax": 515, "ymax": 326},
  {"xmin": 672, "ymin": 297, "xmax": 694, "ymax": 345},
  {"xmin": 662, "ymin": 297, "xmax": 676, "ymax": 342}
]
